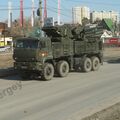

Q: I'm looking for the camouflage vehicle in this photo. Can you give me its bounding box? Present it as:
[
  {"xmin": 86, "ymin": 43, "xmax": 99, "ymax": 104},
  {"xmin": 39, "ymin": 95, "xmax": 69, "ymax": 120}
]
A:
[{"xmin": 13, "ymin": 24, "xmax": 103, "ymax": 80}]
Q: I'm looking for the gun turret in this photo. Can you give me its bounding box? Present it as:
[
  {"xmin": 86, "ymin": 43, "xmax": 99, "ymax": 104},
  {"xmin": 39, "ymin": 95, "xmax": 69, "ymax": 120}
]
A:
[
  {"xmin": 42, "ymin": 24, "xmax": 73, "ymax": 38},
  {"xmin": 42, "ymin": 24, "xmax": 103, "ymax": 42},
  {"xmin": 72, "ymin": 24, "xmax": 103, "ymax": 41},
  {"xmin": 84, "ymin": 25, "xmax": 104, "ymax": 39}
]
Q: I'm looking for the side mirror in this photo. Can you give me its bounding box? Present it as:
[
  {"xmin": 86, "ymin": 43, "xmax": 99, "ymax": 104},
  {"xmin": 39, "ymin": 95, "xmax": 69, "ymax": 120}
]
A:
[{"xmin": 13, "ymin": 41, "xmax": 16, "ymax": 48}]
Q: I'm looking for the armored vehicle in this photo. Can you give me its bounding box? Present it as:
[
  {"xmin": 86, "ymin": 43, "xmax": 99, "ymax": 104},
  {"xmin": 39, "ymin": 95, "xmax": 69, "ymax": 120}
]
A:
[{"xmin": 13, "ymin": 24, "xmax": 103, "ymax": 80}]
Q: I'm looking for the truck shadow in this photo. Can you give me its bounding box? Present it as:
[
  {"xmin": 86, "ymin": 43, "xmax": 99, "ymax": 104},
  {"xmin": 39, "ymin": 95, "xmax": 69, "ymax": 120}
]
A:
[
  {"xmin": 106, "ymin": 58, "xmax": 120, "ymax": 64},
  {"xmin": 0, "ymin": 76, "xmax": 22, "ymax": 82},
  {"xmin": 1, "ymin": 74, "xmax": 52, "ymax": 82}
]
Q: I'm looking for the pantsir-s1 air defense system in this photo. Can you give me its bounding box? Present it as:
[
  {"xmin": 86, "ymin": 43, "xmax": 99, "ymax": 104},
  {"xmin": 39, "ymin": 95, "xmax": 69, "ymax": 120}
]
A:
[{"xmin": 13, "ymin": 24, "xmax": 103, "ymax": 80}]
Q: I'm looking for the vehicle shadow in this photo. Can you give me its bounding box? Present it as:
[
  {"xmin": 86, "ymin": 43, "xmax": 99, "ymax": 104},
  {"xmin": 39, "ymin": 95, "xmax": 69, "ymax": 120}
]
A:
[
  {"xmin": 0, "ymin": 73, "xmax": 50, "ymax": 82},
  {"xmin": 107, "ymin": 58, "xmax": 120, "ymax": 64}
]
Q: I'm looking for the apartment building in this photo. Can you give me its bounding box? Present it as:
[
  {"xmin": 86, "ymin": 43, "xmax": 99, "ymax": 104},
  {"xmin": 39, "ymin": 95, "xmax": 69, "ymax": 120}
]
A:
[
  {"xmin": 72, "ymin": 6, "xmax": 90, "ymax": 25},
  {"xmin": 91, "ymin": 11, "xmax": 119, "ymax": 23}
]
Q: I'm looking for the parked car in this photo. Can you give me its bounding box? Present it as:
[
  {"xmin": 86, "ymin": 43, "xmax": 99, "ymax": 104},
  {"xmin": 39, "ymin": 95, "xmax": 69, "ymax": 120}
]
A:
[{"xmin": 0, "ymin": 46, "xmax": 11, "ymax": 52}]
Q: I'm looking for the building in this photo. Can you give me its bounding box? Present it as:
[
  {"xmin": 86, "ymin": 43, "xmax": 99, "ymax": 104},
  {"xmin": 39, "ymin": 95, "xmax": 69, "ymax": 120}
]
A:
[
  {"xmin": 0, "ymin": 37, "xmax": 13, "ymax": 46},
  {"xmin": 0, "ymin": 22, "xmax": 7, "ymax": 35},
  {"xmin": 0, "ymin": 22, "xmax": 13, "ymax": 47},
  {"xmin": 72, "ymin": 6, "xmax": 90, "ymax": 25},
  {"xmin": 91, "ymin": 11, "xmax": 119, "ymax": 23}
]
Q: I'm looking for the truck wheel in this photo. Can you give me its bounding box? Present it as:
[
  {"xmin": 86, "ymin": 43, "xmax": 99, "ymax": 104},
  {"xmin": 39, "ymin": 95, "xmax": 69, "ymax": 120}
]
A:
[
  {"xmin": 82, "ymin": 57, "xmax": 92, "ymax": 72},
  {"xmin": 92, "ymin": 57, "xmax": 100, "ymax": 71},
  {"xmin": 57, "ymin": 61, "xmax": 69, "ymax": 77},
  {"xmin": 42, "ymin": 63, "xmax": 54, "ymax": 81}
]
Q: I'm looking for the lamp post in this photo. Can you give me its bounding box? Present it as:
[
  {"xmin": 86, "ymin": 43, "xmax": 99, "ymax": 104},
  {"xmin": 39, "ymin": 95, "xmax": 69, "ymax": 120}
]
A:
[
  {"xmin": 8, "ymin": 1, "xmax": 12, "ymax": 28},
  {"xmin": 58, "ymin": 0, "xmax": 60, "ymax": 25},
  {"xmin": 3, "ymin": 24, "xmax": 6, "ymax": 47}
]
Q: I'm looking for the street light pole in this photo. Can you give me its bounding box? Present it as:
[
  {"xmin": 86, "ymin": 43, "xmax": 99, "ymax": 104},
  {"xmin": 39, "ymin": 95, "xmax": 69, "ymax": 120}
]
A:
[
  {"xmin": 58, "ymin": 0, "xmax": 60, "ymax": 25},
  {"xmin": 39, "ymin": 0, "xmax": 42, "ymax": 27},
  {"xmin": 4, "ymin": 24, "xmax": 6, "ymax": 47}
]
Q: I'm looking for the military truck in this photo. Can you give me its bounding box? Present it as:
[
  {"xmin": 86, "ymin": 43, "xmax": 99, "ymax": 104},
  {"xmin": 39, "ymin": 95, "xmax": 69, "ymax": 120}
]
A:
[{"xmin": 13, "ymin": 24, "xmax": 103, "ymax": 80}]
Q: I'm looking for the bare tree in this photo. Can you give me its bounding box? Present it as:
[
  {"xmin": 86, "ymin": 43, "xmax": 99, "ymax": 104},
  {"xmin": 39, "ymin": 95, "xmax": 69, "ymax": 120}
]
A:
[{"xmin": 82, "ymin": 17, "xmax": 90, "ymax": 26}]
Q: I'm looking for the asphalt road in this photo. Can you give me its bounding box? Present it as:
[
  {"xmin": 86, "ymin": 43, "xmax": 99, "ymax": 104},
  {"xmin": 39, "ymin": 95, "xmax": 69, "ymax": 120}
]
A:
[{"xmin": 0, "ymin": 62, "xmax": 120, "ymax": 120}]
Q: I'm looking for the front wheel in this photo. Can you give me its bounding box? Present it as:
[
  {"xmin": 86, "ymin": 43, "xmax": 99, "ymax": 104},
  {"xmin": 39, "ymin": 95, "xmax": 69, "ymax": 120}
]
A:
[
  {"xmin": 57, "ymin": 61, "xmax": 69, "ymax": 77},
  {"xmin": 41, "ymin": 63, "xmax": 54, "ymax": 81}
]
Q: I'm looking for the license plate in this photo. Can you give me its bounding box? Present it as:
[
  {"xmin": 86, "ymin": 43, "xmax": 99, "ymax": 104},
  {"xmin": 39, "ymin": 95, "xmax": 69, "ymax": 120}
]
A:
[{"xmin": 21, "ymin": 66, "xmax": 27, "ymax": 69}]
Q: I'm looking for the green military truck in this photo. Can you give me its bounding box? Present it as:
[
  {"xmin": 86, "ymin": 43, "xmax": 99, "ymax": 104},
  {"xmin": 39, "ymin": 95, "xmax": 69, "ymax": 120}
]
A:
[{"xmin": 13, "ymin": 24, "xmax": 103, "ymax": 80}]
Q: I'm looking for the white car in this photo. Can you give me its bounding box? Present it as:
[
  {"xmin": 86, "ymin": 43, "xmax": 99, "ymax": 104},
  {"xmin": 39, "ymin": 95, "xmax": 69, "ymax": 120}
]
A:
[{"xmin": 0, "ymin": 46, "xmax": 11, "ymax": 52}]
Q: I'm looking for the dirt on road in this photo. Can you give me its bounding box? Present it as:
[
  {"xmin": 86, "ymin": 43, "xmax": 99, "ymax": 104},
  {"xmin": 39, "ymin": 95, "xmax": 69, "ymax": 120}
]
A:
[
  {"xmin": 0, "ymin": 53, "xmax": 13, "ymax": 69},
  {"xmin": 82, "ymin": 103, "xmax": 120, "ymax": 120}
]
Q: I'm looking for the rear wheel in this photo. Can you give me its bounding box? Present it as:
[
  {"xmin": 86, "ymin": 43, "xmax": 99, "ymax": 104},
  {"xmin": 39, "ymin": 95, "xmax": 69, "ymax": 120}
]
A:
[
  {"xmin": 91, "ymin": 57, "xmax": 100, "ymax": 71},
  {"xmin": 82, "ymin": 57, "xmax": 92, "ymax": 72},
  {"xmin": 41, "ymin": 63, "xmax": 54, "ymax": 81},
  {"xmin": 57, "ymin": 61, "xmax": 69, "ymax": 77}
]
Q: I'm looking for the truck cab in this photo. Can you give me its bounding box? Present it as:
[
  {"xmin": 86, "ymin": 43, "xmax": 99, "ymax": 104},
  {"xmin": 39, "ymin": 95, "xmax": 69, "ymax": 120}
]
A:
[{"xmin": 13, "ymin": 37, "xmax": 53, "ymax": 80}]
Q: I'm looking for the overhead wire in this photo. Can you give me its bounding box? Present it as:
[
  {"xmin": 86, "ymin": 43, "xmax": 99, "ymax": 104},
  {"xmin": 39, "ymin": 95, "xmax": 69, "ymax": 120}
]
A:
[
  {"xmin": 0, "ymin": 5, "xmax": 119, "ymax": 16},
  {"xmin": 65, "ymin": 0, "xmax": 120, "ymax": 7},
  {"xmin": 47, "ymin": 7, "xmax": 71, "ymax": 18},
  {"xmin": 0, "ymin": 1, "xmax": 119, "ymax": 22},
  {"xmin": 0, "ymin": 7, "xmax": 37, "ymax": 11}
]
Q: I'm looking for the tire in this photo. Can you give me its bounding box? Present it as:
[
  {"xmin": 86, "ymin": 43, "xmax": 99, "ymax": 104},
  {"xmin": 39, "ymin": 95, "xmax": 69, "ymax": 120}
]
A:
[
  {"xmin": 91, "ymin": 57, "xmax": 100, "ymax": 71},
  {"xmin": 57, "ymin": 61, "xmax": 69, "ymax": 77},
  {"xmin": 82, "ymin": 57, "xmax": 92, "ymax": 72},
  {"xmin": 41, "ymin": 63, "xmax": 54, "ymax": 81}
]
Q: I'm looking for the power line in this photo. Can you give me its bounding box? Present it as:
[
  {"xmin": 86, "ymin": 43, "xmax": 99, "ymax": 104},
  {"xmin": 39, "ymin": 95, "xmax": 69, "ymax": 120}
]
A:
[
  {"xmin": 0, "ymin": 1, "xmax": 119, "ymax": 23},
  {"xmin": 0, "ymin": 5, "xmax": 119, "ymax": 18},
  {"xmin": 0, "ymin": 7, "xmax": 37, "ymax": 11},
  {"xmin": 52, "ymin": 0, "xmax": 68, "ymax": 10},
  {"xmin": 0, "ymin": 1, "xmax": 120, "ymax": 11},
  {"xmin": 65, "ymin": 0, "xmax": 120, "ymax": 6},
  {"xmin": 47, "ymin": 7, "xmax": 71, "ymax": 18},
  {"xmin": 46, "ymin": 6, "xmax": 120, "ymax": 19},
  {"xmin": 0, "ymin": 6, "xmax": 119, "ymax": 20}
]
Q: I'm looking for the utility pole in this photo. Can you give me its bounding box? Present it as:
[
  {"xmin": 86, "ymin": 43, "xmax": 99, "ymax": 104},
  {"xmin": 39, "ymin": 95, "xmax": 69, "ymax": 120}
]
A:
[
  {"xmin": 118, "ymin": 12, "xmax": 120, "ymax": 37},
  {"xmin": 20, "ymin": 0, "xmax": 24, "ymax": 27},
  {"xmin": 3, "ymin": 24, "xmax": 6, "ymax": 46},
  {"xmin": 44, "ymin": 0, "xmax": 47, "ymax": 21},
  {"xmin": 8, "ymin": 0, "xmax": 12, "ymax": 28},
  {"xmin": 36, "ymin": 0, "xmax": 43, "ymax": 37},
  {"xmin": 39, "ymin": 0, "xmax": 42, "ymax": 27},
  {"xmin": 58, "ymin": 0, "xmax": 60, "ymax": 25},
  {"xmin": 31, "ymin": 0, "xmax": 35, "ymax": 27}
]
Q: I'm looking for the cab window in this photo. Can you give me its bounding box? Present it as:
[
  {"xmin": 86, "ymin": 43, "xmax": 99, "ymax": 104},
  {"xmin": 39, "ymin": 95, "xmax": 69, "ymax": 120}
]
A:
[{"xmin": 16, "ymin": 40, "xmax": 38, "ymax": 49}]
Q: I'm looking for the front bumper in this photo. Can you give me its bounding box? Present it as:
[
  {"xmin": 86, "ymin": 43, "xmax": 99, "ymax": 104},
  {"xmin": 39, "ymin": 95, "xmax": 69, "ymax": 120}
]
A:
[{"xmin": 14, "ymin": 62, "xmax": 43, "ymax": 71}]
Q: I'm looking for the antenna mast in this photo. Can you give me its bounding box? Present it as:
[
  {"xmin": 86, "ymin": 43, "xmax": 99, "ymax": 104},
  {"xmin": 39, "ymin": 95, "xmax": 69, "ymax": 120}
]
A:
[{"xmin": 31, "ymin": 0, "xmax": 35, "ymax": 27}]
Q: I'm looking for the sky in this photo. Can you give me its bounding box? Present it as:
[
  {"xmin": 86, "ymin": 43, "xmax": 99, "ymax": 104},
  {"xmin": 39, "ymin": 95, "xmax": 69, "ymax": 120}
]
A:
[{"xmin": 0, "ymin": 0, "xmax": 120, "ymax": 23}]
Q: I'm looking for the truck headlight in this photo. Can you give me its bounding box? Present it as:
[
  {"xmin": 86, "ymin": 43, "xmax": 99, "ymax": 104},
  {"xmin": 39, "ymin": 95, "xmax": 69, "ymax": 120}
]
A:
[{"xmin": 39, "ymin": 52, "xmax": 48, "ymax": 57}]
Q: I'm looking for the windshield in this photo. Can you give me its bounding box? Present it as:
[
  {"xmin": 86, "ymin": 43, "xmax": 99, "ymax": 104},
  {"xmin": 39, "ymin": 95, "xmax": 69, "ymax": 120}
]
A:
[{"xmin": 16, "ymin": 40, "xmax": 39, "ymax": 49}]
